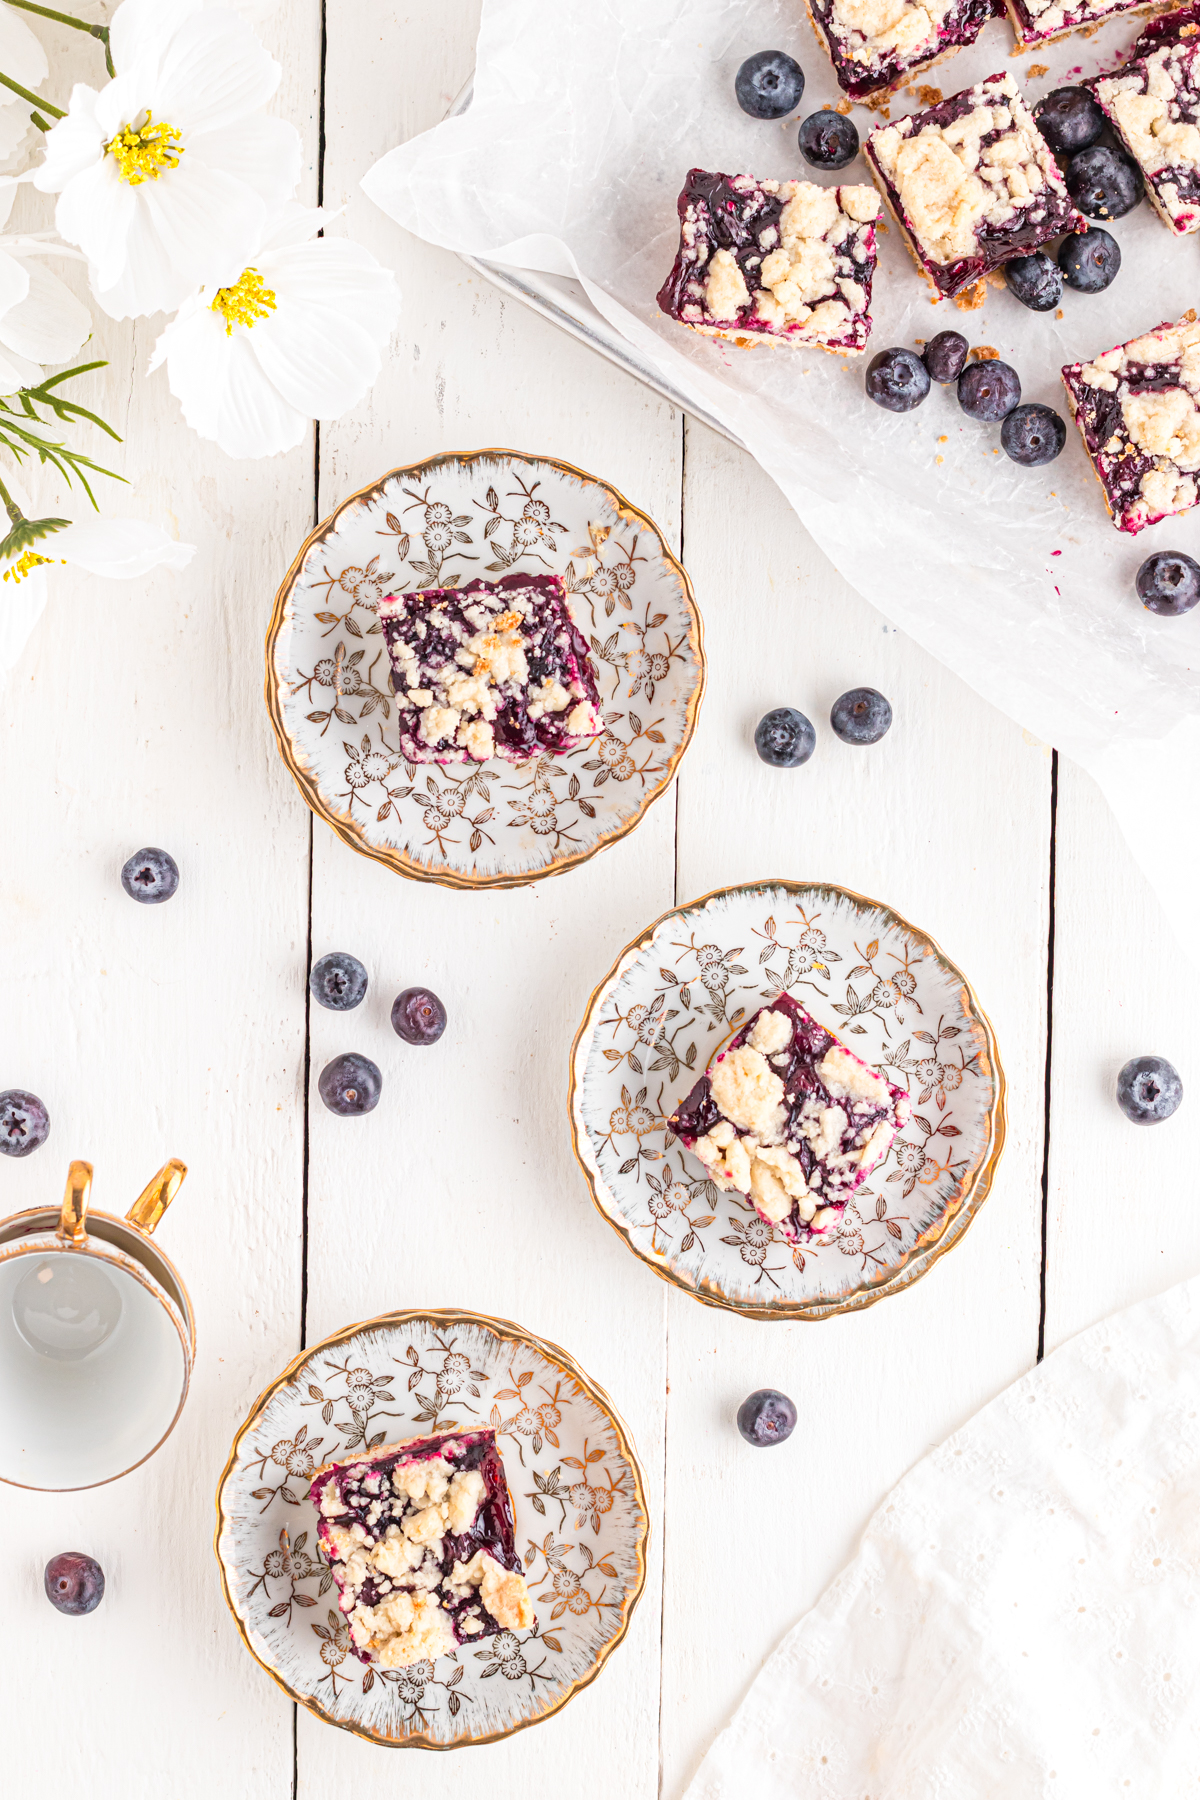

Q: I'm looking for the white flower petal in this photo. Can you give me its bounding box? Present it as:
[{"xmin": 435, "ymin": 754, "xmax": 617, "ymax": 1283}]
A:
[
  {"xmin": 109, "ymin": 0, "xmax": 207, "ymax": 80},
  {"xmin": 95, "ymin": 164, "xmax": 267, "ymax": 319},
  {"xmin": 51, "ymin": 516, "xmax": 195, "ymax": 578},
  {"xmin": 0, "ymin": 9, "xmax": 48, "ymax": 94},
  {"xmin": 263, "ymin": 238, "xmax": 401, "ymax": 340},
  {"xmin": 0, "ymin": 568, "xmax": 47, "ymax": 678},
  {"xmin": 0, "ymin": 107, "xmax": 32, "ymax": 164},
  {"xmin": 152, "ymin": 7, "xmax": 281, "ymax": 133},
  {"xmin": 0, "ymin": 261, "xmax": 92, "ymax": 365},
  {"xmin": 56, "ymin": 157, "xmax": 135, "ymax": 294},
  {"xmin": 258, "ymin": 200, "xmax": 328, "ymax": 253},
  {"xmin": 0, "ymin": 247, "xmax": 30, "ymax": 318},
  {"xmin": 0, "ymin": 343, "xmax": 42, "ymax": 392},
  {"xmin": 187, "ymin": 113, "xmax": 301, "ymax": 214},
  {"xmin": 249, "ymin": 305, "xmax": 383, "ymax": 420},
  {"xmin": 33, "ymin": 85, "xmax": 106, "ymax": 194},
  {"xmin": 153, "ymin": 303, "xmax": 305, "ymax": 457}
]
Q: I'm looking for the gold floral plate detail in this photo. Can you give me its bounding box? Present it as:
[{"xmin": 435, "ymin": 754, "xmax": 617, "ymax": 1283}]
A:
[
  {"xmin": 215, "ymin": 1309, "xmax": 649, "ymax": 1748},
  {"xmin": 570, "ymin": 881, "xmax": 1006, "ymax": 1321},
  {"xmin": 265, "ymin": 449, "xmax": 704, "ymax": 889}
]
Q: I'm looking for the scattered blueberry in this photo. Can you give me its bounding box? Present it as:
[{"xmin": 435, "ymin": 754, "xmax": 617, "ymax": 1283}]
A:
[
  {"xmin": 1058, "ymin": 226, "xmax": 1120, "ymax": 293},
  {"xmin": 1000, "ymin": 403, "xmax": 1067, "ymax": 467},
  {"xmin": 734, "ymin": 50, "xmax": 805, "ymax": 119},
  {"xmin": 923, "ymin": 329, "xmax": 969, "ymax": 384},
  {"xmin": 1116, "ymin": 1055, "xmax": 1182, "ymax": 1125},
  {"xmin": 1136, "ymin": 550, "xmax": 1200, "ymax": 616},
  {"xmin": 865, "ymin": 346, "xmax": 930, "ymax": 413},
  {"xmin": 318, "ymin": 1052, "xmax": 381, "ymax": 1117},
  {"xmin": 120, "ymin": 847, "xmax": 179, "ymax": 905},
  {"xmin": 391, "ymin": 987, "xmax": 448, "ymax": 1047},
  {"xmin": 1005, "ymin": 251, "xmax": 1062, "ymax": 313},
  {"xmin": 1066, "ymin": 144, "xmax": 1144, "ymax": 220},
  {"xmin": 737, "ymin": 1389, "xmax": 797, "ymax": 1447},
  {"xmin": 45, "ymin": 1552, "xmax": 105, "ymax": 1615},
  {"xmin": 309, "ymin": 952, "xmax": 368, "ymax": 1012},
  {"xmin": 1034, "ymin": 86, "xmax": 1105, "ymax": 155},
  {"xmin": 0, "ymin": 1090, "xmax": 49, "ymax": 1158},
  {"xmin": 830, "ymin": 687, "xmax": 892, "ymax": 745},
  {"xmin": 957, "ymin": 358, "xmax": 1021, "ymax": 423},
  {"xmin": 754, "ymin": 707, "xmax": 816, "ymax": 768},
  {"xmin": 798, "ymin": 108, "xmax": 858, "ymax": 169}
]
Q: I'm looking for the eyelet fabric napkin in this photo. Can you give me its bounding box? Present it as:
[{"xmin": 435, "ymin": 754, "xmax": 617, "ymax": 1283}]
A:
[{"xmin": 684, "ymin": 1276, "xmax": 1200, "ymax": 1796}]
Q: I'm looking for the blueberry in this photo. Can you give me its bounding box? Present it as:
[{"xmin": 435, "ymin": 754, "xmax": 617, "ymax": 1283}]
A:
[
  {"xmin": 45, "ymin": 1552, "xmax": 105, "ymax": 1615},
  {"xmin": 798, "ymin": 108, "xmax": 858, "ymax": 169},
  {"xmin": 754, "ymin": 707, "xmax": 816, "ymax": 768},
  {"xmin": 957, "ymin": 358, "xmax": 1021, "ymax": 423},
  {"xmin": 120, "ymin": 847, "xmax": 179, "ymax": 904},
  {"xmin": 1034, "ymin": 86, "xmax": 1105, "ymax": 155},
  {"xmin": 309, "ymin": 952, "xmax": 368, "ymax": 1012},
  {"xmin": 1136, "ymin": 551, "xmax": 1200, "ymax": 616},
  {"xmin": 737, "ymin": 1389, "xmax": 797, "ymax": 1447},
  {"xmin": 0, "ymin": 1089, "xmax": 49, "ymax": 1158},
  {"xmin": 735, "ymin": 50, "xmax": 805, "ymax": 119},
  {"xmin": 1116, "ymin": 1055, "xmax": 1182, "ymax": 1125},
  {"xmin": 1058, "ymin": 226, "xmax": 1120, "ymax": 294},
  {"xmin": 923, "ymin": 329, "xmax": 968, "ymax": 384},
  {"xmin": 318, "ymin": 1052, "xmax": 381, "ymax": 1117},
  {"xmin": 865, "ymin": 346, "xmax": 930, "ymax": 413},
  {"xmin": 391, "ymin": 986, "xmax": 447, "ymax": 1046},
  {"xmin": 1005, "ymin": 251, "xmax": 1062, "ymax": 313},
  {"xmin": 1000, "ymin": 403, "xmax": 1067, "ymax": 467},
  {"xmin": 1066, "ymin": 144, "xmax": 1144, "ymax": 220},
  {"xmin": 830, "ymin": 686, "xmax": 892, "ymax": 745}
]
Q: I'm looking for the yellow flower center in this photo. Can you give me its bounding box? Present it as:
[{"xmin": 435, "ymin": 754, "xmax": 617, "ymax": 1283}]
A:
[
  {"xmin": 105, "ymin": 112, "xmax": 185, "ymax": 186},
  {"xmin": 3, "ymin": 550, "xmax": 53, "ymax": 583},
  {"xmin": 210, "ymin": 268, "xmax": 278, "ymax": 335}
]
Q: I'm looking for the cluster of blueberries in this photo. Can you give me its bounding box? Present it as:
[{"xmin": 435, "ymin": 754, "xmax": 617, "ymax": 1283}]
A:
[
  {"xmin": 309, "ymin": 951, "xmax": 446, "ymax": 1119},
  {"xmin": 867, "ymin": 331, "xmax": 1065, "ymax": 467},
  {"xmin": 735, "ymin": 48, "xmax": 860, "ymax": 170},
  {"xmin": 755, "ymin": 685, "xmax": 892, "ymax": 770}
]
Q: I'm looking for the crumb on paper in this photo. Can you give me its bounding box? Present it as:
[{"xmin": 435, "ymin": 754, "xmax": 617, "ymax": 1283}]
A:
[
  {"xmin": 835, "ymin": 98, "xmax": 853, "ymax": 115},
  {"xmin": 986, "ymin": 270, "xmax": 1007, "ymax": 289},
  {"xmin": 1079, "ymin": 24, "xmax": 1097, "ymax": 35},
  {"xmin": 1027, "ymin": 62, "xmax": 1049, "ymax": 77},
  {"xmin": 1011, "ymin": 41, "xmax": 1027, "ymax": 54},
  {"xmin": 1056, "ymin": 308, "xmax": 1064, "ymax": 320},
  {"xmin": 936, "ymin": 454, "xmax": 944, "ymax": 464},
  {"xmin": 1051, "ymin": 548, "xmax": 1062, "ymax": 556},
  {"xmin": 916, "ymin": 85, "xmax": 943, "ymax": 106},
  {"xmin": 954, "ymin": 282, "xmax": 987, "ymax": 312},
  {"xmin": 969, "ymin": 345, "xmax": 1000, "ymax": 361},
  {"xmin": 937, "ymin": 434, "xmax": 948, "ymax": 443}
]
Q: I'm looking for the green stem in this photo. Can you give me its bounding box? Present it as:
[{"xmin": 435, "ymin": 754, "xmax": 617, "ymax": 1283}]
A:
[
  {"xmin": 0, "ymin": 470, "xmax": 22, "ymax": 526},
  {"xmin": 0, "ymin": 70, "xmax": 63, "ymax": 117},
  {"xmin": 4, "ymin": 0, "xmax": 112, "ymax": 62}
]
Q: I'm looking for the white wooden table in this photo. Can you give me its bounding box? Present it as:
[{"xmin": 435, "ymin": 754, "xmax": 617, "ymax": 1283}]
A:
[{"xmin": 3, "ymin": 4, "xmax": 1199, "ymax": 1795}]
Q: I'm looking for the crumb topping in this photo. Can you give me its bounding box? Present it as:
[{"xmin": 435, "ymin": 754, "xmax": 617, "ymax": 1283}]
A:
[
  {"xmin": 710, "ymin": 1044, "xmax": 788, "ymax": 1140},
  {"xmin": 1096, "ymin": 41, "xmax": 1200, "ymax": 234}
]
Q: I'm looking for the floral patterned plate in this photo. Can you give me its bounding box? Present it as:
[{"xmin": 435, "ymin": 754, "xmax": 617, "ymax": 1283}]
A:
[
  {"xmin": 570, "ymin": 882, "xmax": 1006, "ymax": 1321},
  {"xmin": 215, "ymin": 1309, "xmax": 649, "ymax": 1748},
  {"xmin": 265, "ymin": 450, "xmax": 704, "ymax": 888}
]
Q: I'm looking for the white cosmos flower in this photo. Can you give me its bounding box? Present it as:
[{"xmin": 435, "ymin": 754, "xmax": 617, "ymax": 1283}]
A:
[
  {"xmin": 0, "ymin": 185, "xmax": 93, "ymax": 390},
  {"xmin": 32, "ymin": 0, "xmax": 301, "ymax": 321},
  {"xmin": 149, "ymin": 204, "xmax": 402, "ymax": 459}
]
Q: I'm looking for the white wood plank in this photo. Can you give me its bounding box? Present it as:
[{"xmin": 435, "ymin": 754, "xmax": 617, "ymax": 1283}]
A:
[
  {"xmin": 660, "ymin": 423, "xmax": 1051, "ymax": 1796},
  {"xmin": 298, "ymin": 3, "xmax": 680, "ymax": 1790},
  {"xmin": 0, "ymin": 7, "xmax": 320, "ymax": 1796},
  {"xmin": 1043, "ymin": 759, "xmax": 1200, "ymax": 1355}
]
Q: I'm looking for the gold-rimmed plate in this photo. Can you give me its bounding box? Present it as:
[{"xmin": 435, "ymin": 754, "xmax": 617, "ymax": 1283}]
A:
[
  {"xmin": 570, "ymin": 881, "xmax": 1006, "ymax": 1321},
  {"xmin": 215, "ymin": 1309, "xmax": 649, "ymax": 1749},
  {"xmin": 266, "ymin": 450, "xmax": 704, "ymax": 889}
]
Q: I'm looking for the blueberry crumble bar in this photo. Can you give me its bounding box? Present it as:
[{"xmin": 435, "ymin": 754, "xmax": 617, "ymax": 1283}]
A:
[
  {"xmin": 1094, "ymin": 27, "xmax": 1200, "ymax": 234},
  {"xmin": 667, "ymin": 992, "xmax": 911, "ymax": 1245},
  {"xmin": 864, "ymin": 72, "xmax": 1083, "ymax": 298},
  {"xmin": 1006, "ymin": 0, "xmax": 1161, "ymax": 49},
  {"xmin": 310, "ymin": 1428, "xmax": 534, "ymax": 1669},
  {"xmin": 377, "ymin": 573, "xmax": 603, "ymax": 765},
  {"xmin": 1062, "ymin": 312, "xmax": 1200, "ymax": 533},
  {"xmin": 656, "ymin": 170, "xmax": 881, "ymax": 353},
  {"xmin": 806, "ymin": 0, "xmax": 1001, "ymax": 107}
]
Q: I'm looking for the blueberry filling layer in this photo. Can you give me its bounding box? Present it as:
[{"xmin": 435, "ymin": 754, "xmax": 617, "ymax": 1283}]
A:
[
  {"xmin": 311, "ymin": 1427, "xmax": 533, "ymax": 1669},
  {"xmin": 865, "ymin": 72, "xmax": 1081, "ymax": 297},
  {"xmin": 656, "ymin": 169, "xmax": 880, "ymax": 352},
  {"xmin": 668, "ymin": 992, "xmax": 910, "ymax": 1245},
  {"xmin": 1062, "ymin": 313, "xmax": 1200, "ymax": 533},
  {"xmin": 807, "ymin": 0, "xmax": 1000, "ymax": 105},
  {"xmin": 377, "ymin": 573, "xmax": 602, "ymax": 766}
]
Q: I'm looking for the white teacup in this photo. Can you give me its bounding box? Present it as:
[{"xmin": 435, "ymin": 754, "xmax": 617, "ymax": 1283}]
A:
[{"xmin": 0, "ymin": 1159, "xmax": 194, "ymax": 1490}]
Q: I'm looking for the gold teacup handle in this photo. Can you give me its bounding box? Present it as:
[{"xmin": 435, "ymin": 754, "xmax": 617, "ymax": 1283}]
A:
[
  {"xmin": 126, "ymin": 1159, "xmax": 187, "ymax": 1235},
  {"xmin": 58, "ymin": 1160, "xmax": 93, "ymax": 1244}
]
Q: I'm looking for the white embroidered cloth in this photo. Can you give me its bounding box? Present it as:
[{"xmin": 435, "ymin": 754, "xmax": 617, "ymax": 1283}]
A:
[{"xmin": 685, "ymin": 1278, "xmax": 1200, "ymax": 1796}]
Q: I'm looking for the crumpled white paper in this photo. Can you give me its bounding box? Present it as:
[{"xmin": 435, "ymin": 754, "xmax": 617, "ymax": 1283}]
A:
[
  {"xmin": 363, "ymin": 0, "xmax": 1200, "ymax": 943},
  {"xmin": 682, "ymin": 1272, "xmax": 1200, "ymax": 1795}
]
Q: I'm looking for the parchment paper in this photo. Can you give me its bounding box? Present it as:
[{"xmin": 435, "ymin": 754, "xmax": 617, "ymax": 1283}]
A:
[{"xmin": 363, "ymin": 0, "xmax": 1200, "ymax": 941}]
